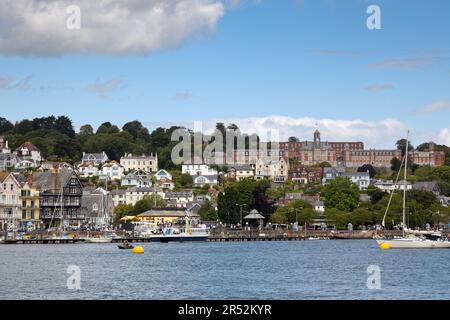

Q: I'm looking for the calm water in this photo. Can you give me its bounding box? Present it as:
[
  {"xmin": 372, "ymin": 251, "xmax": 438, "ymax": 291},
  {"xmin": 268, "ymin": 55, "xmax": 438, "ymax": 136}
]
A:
[{"xmin": 1, "ymin": 240, "xmax": 449, "ymax": 300}]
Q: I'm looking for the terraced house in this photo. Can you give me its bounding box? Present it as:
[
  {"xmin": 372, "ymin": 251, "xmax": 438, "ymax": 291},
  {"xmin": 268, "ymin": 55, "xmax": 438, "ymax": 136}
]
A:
[
  {"xmin": 0, "ymin": 172, "xmax": 21, "ymax": 232},
  {"xmin": 31, "ymin": 170, "xmax": 84, "ymax": 229}
]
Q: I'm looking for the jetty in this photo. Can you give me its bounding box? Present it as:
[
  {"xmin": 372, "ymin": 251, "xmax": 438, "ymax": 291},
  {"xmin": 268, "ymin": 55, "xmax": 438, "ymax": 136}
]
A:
[{"xmin": 1, "ymin": 229, "xmax": 410, "ymax": 244}]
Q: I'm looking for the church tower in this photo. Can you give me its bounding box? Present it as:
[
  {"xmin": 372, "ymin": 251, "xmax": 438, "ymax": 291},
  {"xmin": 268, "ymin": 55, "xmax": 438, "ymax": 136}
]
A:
[{"xmin": 313, "ymin": 130, "xmax": 321, "ymax": 146}]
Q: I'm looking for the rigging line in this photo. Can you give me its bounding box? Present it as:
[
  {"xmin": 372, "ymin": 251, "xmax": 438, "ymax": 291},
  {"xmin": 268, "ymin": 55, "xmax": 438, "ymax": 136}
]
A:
[{"xmin": 381, "ymin": 155, "xmax": 405, "ymax": 228}]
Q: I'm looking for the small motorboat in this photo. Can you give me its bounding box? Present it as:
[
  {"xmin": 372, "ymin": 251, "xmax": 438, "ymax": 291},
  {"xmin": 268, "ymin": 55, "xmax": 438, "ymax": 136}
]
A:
[{"xmin": 118, "ymin": 242, "xmax": 134, "ymax": 249}]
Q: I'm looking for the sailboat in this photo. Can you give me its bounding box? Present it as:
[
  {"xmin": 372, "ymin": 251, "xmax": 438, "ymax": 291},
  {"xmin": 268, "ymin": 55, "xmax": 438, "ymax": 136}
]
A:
[
  {"xmin": 84, "ymin": 186, "xmax": 113, "ymax": 243},
  {"xmin": 376, "ymin": 131, "xmax": 450, "ymax": 249}
]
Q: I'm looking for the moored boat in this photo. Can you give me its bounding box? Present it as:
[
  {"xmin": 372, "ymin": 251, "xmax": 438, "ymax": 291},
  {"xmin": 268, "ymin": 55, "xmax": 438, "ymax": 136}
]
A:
[{"xmin": 375, "ymin": 131, "xmax": 450, "ymax": 249}]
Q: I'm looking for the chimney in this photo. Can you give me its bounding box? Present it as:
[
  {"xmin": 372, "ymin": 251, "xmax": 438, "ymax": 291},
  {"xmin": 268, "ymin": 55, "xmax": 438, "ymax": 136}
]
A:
[{"xmin": 27, "ymin": 174, "xmax": 33, "ymax": 187}]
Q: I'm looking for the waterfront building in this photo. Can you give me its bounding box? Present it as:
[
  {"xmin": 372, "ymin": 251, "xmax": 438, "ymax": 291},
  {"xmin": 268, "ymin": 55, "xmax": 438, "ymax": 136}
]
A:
[
  {"xmin": 137, "ymin": 208, "xmax": 200, "ymax": 225},
  {"xmin": 81, "ymin": 152, "xmax": 109, "ymax": 166},
  {"xmin": 80, "ymin": 188, "xmax": 114, "ymax": 228},
  {"xmin": 19, "ymin": 175, "xmax": 40, "ymax": 231},
  {"xmin": 32, "ymin": 170, "xmax": 84, "ymax": 228},
  {"xmin": 120, "ymin": 153, "xmax": 158, "ymax": 173},
  {"xmin": 0, "ymin": 172, "xmax": 21, "ymax": 232}
]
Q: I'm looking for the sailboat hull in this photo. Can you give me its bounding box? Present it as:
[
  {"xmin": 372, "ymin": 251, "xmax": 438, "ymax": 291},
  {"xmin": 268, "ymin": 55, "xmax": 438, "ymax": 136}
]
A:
[
  {"xmin": 84, "ymin": 238, "xmax": 113, "ymax": 243},
  {"xmin": 376, "ymin": 239, "xmax": 450, "ymax": 249}
]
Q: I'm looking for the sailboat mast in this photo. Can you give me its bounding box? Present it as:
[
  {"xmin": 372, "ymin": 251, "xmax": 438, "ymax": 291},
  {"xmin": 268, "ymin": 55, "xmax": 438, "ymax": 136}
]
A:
[{"xmin": 402, "ymin": 131, "xmax": 409, "ymax": 237}]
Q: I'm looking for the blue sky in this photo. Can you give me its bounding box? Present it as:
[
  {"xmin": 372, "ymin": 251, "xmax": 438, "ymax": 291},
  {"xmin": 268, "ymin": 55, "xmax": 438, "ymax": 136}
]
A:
[{"xmin": 0, "ymin": 0, "xmax": 449, "ymax": 147}]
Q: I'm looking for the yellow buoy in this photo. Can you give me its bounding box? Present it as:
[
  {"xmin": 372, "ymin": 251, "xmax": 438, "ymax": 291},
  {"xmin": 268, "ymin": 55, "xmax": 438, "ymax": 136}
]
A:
[
  {"xmin": 379, "ymin": 242, "xmax": 391, "ymax": 250},
  {"xmin": 132, "ymin": 246, "xmax": 144, "ymax": 254}
]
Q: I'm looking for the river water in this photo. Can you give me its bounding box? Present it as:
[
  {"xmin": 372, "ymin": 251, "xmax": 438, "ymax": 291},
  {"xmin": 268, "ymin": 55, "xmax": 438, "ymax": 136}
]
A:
[{"xmin": 1, "ymin": 240, "xmax": 449, "ymax": 300}]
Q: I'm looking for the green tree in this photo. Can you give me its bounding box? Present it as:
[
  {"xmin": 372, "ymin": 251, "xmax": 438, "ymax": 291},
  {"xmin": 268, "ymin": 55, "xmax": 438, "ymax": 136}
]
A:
[
  {"xmin": 130, "ymin": 195, "xmax": 166, "ymax": 215},
  {"xmin": 0, "ymin": 117, "xmax": 14, "ymax": 134},
  {"xmin": 396, "ymin": 138, "xmax": 414, "ymax": 156},
  {"xmin": 180, "ymin": 173, "xmax": 194, "ymax": 188},
  {"xmin": 322, "ymin": 177, "xmax": 360, "ymax": 212},
  {"xmin": 198, "ymin": 200, "xmax": 218, "ymax": 221}
]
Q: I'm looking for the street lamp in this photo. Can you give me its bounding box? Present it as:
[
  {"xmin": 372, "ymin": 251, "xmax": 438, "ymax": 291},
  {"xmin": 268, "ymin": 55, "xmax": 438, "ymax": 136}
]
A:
[{"xmin": 236, "ymin": 204, "xmax": 246, "ymax": 228}]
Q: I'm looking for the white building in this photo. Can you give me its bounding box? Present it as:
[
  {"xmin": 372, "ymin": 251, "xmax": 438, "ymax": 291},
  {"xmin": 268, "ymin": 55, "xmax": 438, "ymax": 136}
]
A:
[
  {"xmin": 101, "ymin": 161, "xmax": 124, "ymax": 180},
  {"xmin": 121, "ymin": 172, "xmax": 152, "ymax": 188},
  {"xmin": 154, "ymin": 169, "xmax": 172, "ymax": 181},
  {"xmin": 228, "ymin": 164, "xmax": 255, "ymax": 181},
  {"xmin": 164, "ymin": 191, "xmax": 195, "ymax": 208},
  {"xmin": 182, "ymin": 164, "xmax": 218, "ymax": 176},
  {"xmin": 343, "ymin": 172, "xmax": 370, "ymax": 190},
  {"xmin": 194, "ymin": 175, "xmax": 218, "ymax": 187},
  {"xmin": 322, "ymin": 168, "xmax": 370, "ymax": 190},
  {"xmin": 255, "ymin": 158, "xmax": 289, "ymax": 183},
  {"xmin": 15, "ymin": 142, "xmax": 42, "ymax": 163},
  {"xmin": 78, "ymin": 162, "xmax": 100, "ymax": 178},
  {"xmin": 0, "ymin": 173, "xmax": 21, "ymax": 231},
  {"xmin": 14, "ymin": 160, "xmax": 36, "ymax": 170},
  {"xmin": 120, "ymin": 153, "xmax": 158, "ymax": 173},
  {"xmin": 110, "ymin": 187, "xmax": 164, "ymax": 207},
  {"xmin": 314, "ymin": 200, "xmax": 325, "ymax": 213},
  {"xmin": 81, "ymin": 152, "xmax": 109, "ymax": 166},
  {"xmin": 373, "ymin": 180, "xmax": 396, "ymax": 192}
]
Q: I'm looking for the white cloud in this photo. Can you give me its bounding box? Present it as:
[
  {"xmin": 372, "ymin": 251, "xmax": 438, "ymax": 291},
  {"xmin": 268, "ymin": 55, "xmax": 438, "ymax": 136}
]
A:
[
  {"xmin": 86, "ymin": 77, "xmax": 124, "ymax": 97},
  {"xmin": 0, "ymin": 0, "xmax": 226, "ymax": 56},
  {"xmin": 364, "ymin": 83, "xmax": 394, "ymax": 93},
  {"xmin": 413, "ymin": 100, "xmax": 450, "ymax": 115},
  {"xmin": 184, "ymin": 115, "xmax": 449, "ymax": 148},
  {"xmin": 367, "ymin": 53, "xmax": 439, "ymax": 70},
  {"xmin": 196, "ymin": 115, "xmax": 408, "ymax": 148},
  {"xmin": 437, "ymin": 128, "xmax": 450, "ymax": 146},
  {"xmin": 0, "ymin": 74, "xmax": 33, "ymax": 90}
]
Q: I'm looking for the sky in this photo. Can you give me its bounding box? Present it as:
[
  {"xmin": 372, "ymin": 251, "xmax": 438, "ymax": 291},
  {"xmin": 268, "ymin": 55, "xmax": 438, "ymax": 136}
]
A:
[{"xmin": 0, "ymin": 0, "xmax": 449, "ymax": 148}]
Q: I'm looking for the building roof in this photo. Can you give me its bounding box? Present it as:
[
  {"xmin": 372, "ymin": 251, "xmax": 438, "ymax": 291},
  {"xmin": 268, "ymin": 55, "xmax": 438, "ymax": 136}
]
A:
[
  {"xmin": 413, "ymin": 181, "xmax": 440, "ymax": 193},
  {"xmin": 0, "ymin": 172, "xmax": 10, "ymax": 182},
  {"xmin": 121, "ymin": 153, "xmax": 156, "ymax": 160},
  {"xmin": 194, "ymin": 175, "xmax": 218, "ymax": 181},
  {"xmin": 244, "ymin": 210, "xmax": 265, "ymax": 220},
  {"xmin": 16, "ymin": 141, "xmax": 40, "ymax": 152},
  {"xmin": 31, "ymin": 170, "xmax": 77, "ymax": 192},
  {"xmin": 229, "ymin": 164, "xmax": 253, "ymax": 171},
  {"xmin": 165, "ymin": 191, "xmax": 194, "ymax": 199},
  {"xmin": 82, "ymin": 152, "xmax": 108, "ymax": 161},
  {"xmin": 102, "ymin": 160, "xmax": 123, "ymax": 168},
  {"xmin": 110, "ymin": 189, "xmax": 127, "ymax": 196}
]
